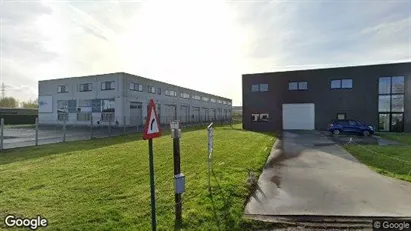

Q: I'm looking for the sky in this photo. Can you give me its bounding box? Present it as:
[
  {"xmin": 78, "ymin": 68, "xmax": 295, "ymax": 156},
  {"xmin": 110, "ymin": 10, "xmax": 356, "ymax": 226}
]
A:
[{"xmin": 1, "ymin": 0, "xmax": 410, "ymax": 106}]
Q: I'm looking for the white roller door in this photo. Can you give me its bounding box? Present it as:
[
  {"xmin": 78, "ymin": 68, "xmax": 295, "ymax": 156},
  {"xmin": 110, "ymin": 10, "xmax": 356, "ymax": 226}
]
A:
[{"xmin": 282, "ymin": 103, "xmax": 315, "ymax": 130}]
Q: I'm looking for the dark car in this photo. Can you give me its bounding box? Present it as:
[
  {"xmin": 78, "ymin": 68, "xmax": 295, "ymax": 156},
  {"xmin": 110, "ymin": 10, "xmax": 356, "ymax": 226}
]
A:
[{"xmin": 328, "ymin": 119, "xmax": 375, "ymax": 136}]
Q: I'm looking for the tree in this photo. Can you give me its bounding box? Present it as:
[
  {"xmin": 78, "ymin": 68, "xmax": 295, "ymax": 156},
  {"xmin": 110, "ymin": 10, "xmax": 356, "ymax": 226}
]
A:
[
  {"xmin": 21, "ymin": 99, "xmax": 38, "ymax": 109},
  {"xmin": 0, "ymin": 97, "xmax": 19, "ymax": 108}
]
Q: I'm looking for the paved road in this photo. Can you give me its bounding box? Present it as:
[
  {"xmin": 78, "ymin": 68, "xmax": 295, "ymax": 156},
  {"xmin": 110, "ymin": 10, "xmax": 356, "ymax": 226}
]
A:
[{"xmin": 245, "ymin": 131, "xmax": 411, "ymax": 218}]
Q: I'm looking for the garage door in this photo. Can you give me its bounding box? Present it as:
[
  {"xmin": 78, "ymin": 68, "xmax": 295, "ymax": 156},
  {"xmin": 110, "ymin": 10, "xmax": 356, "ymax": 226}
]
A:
[{"xmin": 282, "ymin": 103, "xmax": 315, "ymax": 130}]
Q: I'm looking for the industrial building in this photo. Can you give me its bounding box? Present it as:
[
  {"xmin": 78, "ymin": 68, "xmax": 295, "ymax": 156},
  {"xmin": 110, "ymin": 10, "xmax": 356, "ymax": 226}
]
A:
[
  {"xmin": 242, "ymin": 62, "xmax": 410, "ymax": 133},
  {"xmin": 38, "ymin": 72, "xmax": 232, "ymax": 126}
]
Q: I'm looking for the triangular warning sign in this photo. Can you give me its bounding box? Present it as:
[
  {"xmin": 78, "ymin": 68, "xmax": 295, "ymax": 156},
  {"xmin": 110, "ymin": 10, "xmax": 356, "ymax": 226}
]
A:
[{"xmin": 143, "ymin": 99, "xmax": 162, "ymax": 140}]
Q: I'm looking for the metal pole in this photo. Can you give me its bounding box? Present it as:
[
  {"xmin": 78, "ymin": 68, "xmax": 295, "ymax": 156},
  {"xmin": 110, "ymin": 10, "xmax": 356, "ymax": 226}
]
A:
[
  {"xmin": 148, "ymin": 138, "xmax": 157, "ymax": 231},
  {"xmin": 109, "ymin": 119, "xmax": 112, "ymax": 137},
  {"xmin": 124, "ymin": 115, "xmax": 126, "ymax": 135},
  {"xmin": 63, "ymin": 118, "xmax": 66, "ymax": 142},
  {"xmin": 0, "ymin": 118, "xmax": 4, "ymax": 151},
  {"xmin": 173, "ymin": 129, "xmax": 182, "ymax": 229},
  {"xmin": 90, "ymin": 116, "xmax": 94, "ymax": 139},
  {"xmin": 35, "ymin": 117, "xmax": 39, "ymax": 146}
]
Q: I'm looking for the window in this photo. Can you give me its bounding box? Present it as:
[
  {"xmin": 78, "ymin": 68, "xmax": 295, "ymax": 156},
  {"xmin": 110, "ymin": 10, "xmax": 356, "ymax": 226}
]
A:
[
  {"xmin": 79, "ymin": 83, "xmax": 92, "ymax": 92},
  {"xmin": 165, "ymin": 90, "xmax": 177, "ymax": 97},
  {"xmin": 101, "ymin": 81, "xmax": 115, "ymax": 90},
  {"xmin": 348, "ymin": 120, "xmax": 357, "ymax": 126},
  {"xmin": 378, "ymin": 76, "xmax": 405, "ymax": 132},
  {"xmin": 259, "ymin": 84, "xmax": 268, "ymax": 92},
  {"xmin": 210, "ymin": 98, "xmax": 216, "ymax": 103},
  {"xmin": 57, "ymin": 113, "xmax": 68, "ymax": 121},
  {"xmin": 252, "ymin": 84, "xmax": 268, "ymax": 92},
  {"xmin": 341, "ymin": 79, "xmax": 353, "ymax": 89},
  {"xmin": 57, "ymin": 85, "xmax": 68, "ymax": 93},
  {"xmin": 298, "ymin": 82, "xmax": 308, "ymax": 90},
  {"xmin": 148, "ymin": 86, "xmax": 156, "ymax": 94},
  {"xmin": 391, "ymin": 76, "xmax": 405, "ymax": 94},
  {"xmin": 251, "ymin": 84, "xmax": 259, "ymax": 92},
  {"xmin": 391, "ymin": 95, "xmax": 404, "ymax": 112},
  {"xmin": 379, "ymin": 77, "xmax": 391, "ymax": 94},
  {"xmin": 289, "ymin": 81, "xmax": 307, "ymax": 90},
  {"xmin": 223, "ymin": 101, "xmax": 227, "ymax": 105},
  {"xmin": 217, "ymin": 100, "xmax": 222, "ymax": 104},
  {"xmin": 288, "ymin": 82, "xmax": 298, "ymax": 90},
  {"xmin": 336, "ymin": 113, "xmax": 346, "ymax": 120},
  {"xmin": 130, "ymin": 82, "xmax": 143, "ymax": 92},
  {"xmin": 192, "ymin": 95, "xmax": 201, "ymax": 100},
  {"xmin": 180, "ymin": 92, "xmax": 190, "ymax": 99},
  {"xmin": 57, "ymin": 100, "xmax": 68, "ymax": 112},
  {"xmin": 78, "ymin": 99, "xmax": 92, "ymax": 108},
  {"xmin": 77, "ymin": 112, "xmax": 91, "ymax": 121},
  {"xmin": 102, "ymin": 99, "xmax": 115, "ymax": 112},
  {"xmin": 378, "ymin": 95, "xmax": 390, "ymax": 112},
  {"xmin": 57, "ymin": 100, "xmax": 68, "ymax": 121},
  {"xmin": 331, "ymin": 80, "xmax": 341, "ymax": 89},
  {"xmin": 202, "ymin": 97, "xmax": 209, "ymax": 102},
  {"xmin": 228, "ymin": 102, "xmax": 231, "ymax": 106},
  {"xmin": 101, "ymin": 113, "xmax": 115, "ymax": 122}
]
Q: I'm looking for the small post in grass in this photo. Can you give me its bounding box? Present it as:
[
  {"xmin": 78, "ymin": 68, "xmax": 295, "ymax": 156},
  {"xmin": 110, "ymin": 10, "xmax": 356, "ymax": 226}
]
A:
[
  {"xmin": 90, "ymin": 116, "xmax": 94, "ymax": 139},
  {"xmin": 35, "ymin": 117, "xmax": 39, "ymax": 146},
  {"xmin": 207, "ymin": 122, "xmax": 214, "ymax": 191},
  {"xmin": 124, "ymin": 115, "xmax": 126, "ymax": 135},
  {"xmin": 170, "ymin": 120, "xmax": 184, "ymax": 229},
  {"xmin": 0, "ymin": 118, "xmax": 4, "ymax": 151},
  {"xmin": 143, "ymin": 99, "xmax": 162, "ymax": 231},
  {"xmin": 63, "ymin": 117, "xmax": 66, "ymax": 142}
]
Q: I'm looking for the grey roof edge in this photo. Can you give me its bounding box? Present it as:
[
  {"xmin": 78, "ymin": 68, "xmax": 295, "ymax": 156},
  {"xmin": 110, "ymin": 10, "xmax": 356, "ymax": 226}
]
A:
[{"xmin": 242, "ymin": 60, "xmax": 411, "ymax": 77}]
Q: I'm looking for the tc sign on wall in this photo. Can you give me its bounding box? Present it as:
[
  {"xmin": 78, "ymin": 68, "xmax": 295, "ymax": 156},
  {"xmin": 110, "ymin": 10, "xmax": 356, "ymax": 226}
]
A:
[
  {"xmin": 251, "ymin": 113, "xmax": 269, "ymax": 122},
  {"xmin": 39, "ymin": 96, "xmax": 53, "ymax": 113}
]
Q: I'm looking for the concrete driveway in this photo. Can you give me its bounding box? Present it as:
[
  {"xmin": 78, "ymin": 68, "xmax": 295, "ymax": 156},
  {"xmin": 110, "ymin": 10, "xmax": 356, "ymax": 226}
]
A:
[{"xmin": 245, "ymin": 131, "xmax": 411, "ymax": 220}]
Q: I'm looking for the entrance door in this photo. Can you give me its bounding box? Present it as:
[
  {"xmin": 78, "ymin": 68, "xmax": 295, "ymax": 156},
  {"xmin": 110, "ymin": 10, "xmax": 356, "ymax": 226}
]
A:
[
  {"xmin": 203, "ymin": 108, "xmax": 209, "ymax": 121},
  {"xmin": 192, "ymin": 107, "xmax": 200, "ymax": 122},
  {"xmin": 130, "ymin": 102, "xmax": 143, "ymax": 126},
  {"xmin": 180, "ymin": 105, "xmax": 189, "ymax": 123}
]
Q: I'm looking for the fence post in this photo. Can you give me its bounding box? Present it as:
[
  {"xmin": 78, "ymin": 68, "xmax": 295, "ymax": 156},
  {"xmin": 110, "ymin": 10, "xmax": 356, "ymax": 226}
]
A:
[
  {"xmin": 109, "ymin": 119, "xmax": 112, "ymax": 137},
  {"xmin": 63, "ymin": 118, "xmax": 66, "ymax": 142},
  {"xmin": 124, "ymin": 116, "xmax": 126, "ymax": 135},
  {"xmin": 90, "ymin": 116, "xmax": 94, "ymax": 139},
  {"xmin": 0, "ymin": 118, "xmax": 4, "ymax": 151},
  {"xmin": 35, "ymin": 117, "xmax": 39, "ymax": 146}
]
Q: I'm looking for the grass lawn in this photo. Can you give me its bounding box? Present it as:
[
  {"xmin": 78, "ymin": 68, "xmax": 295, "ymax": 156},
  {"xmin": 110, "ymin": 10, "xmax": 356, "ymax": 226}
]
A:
[
  {"xmin": 0, "ymin": 124, "xmax": 278, "ymax": 231},
  {"xmin": 344, "ymin": 134, "xmax": 411, "ymax": 183},
  {"xmin": 377, "ymin": 133, "xmax": 411, "ymax": 145}
]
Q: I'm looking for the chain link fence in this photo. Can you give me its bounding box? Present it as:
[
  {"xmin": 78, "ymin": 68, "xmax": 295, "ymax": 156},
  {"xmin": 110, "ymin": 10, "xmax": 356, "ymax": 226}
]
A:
[{"xmin": 0, "ymin": 114, "xmax": 233, "ymax": 150}]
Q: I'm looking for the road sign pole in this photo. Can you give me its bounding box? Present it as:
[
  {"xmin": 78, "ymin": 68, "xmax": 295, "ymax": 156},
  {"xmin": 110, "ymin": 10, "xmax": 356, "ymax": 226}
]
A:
[
  {"xmin": 172, "ymin": 128, "xmax": 182, "ymax": 229},
  {"xmin": 148, "ymin": 138, "xmax": 157, "ymax": 231},
  {"xmin": 143, "ymin": 99, "xmax": 163, "ymax": 231}
]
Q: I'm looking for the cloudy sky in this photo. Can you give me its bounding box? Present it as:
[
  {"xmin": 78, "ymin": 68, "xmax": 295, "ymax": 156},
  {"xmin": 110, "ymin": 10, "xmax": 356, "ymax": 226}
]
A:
[{"xmin": 1, "ymin": 0, "xmax": 410, "ymax": 105}]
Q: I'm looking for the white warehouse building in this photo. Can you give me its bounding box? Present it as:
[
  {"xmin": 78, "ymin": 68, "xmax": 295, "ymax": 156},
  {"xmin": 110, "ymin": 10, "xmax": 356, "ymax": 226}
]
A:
[{"xmin": 38, "ymin": 72, "xmax": 232, "ymax": 126}]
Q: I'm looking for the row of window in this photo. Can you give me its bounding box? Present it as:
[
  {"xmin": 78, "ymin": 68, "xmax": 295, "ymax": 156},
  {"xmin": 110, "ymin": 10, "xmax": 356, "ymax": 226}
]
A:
[
  {"xmin": 251, "ymin": 79, "xmax": 355, "ymax": 92},
  {"xmin": 58, "ymin": 82, "xmax": 232, "ymax": 105},
  {"xmin": 251, "ymin": 84, "xmax": 268, "ymax": 92}
]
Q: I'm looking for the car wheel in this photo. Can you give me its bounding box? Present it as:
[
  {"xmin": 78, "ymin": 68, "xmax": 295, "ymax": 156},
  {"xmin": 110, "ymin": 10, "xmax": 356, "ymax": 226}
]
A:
[
  {"xmin": 362, "ymin": 130, "xmax": 370, "ymax": 136},
  {"xmin": 333, "ymin": 129, "xmax": 341, "ymax": 135}
]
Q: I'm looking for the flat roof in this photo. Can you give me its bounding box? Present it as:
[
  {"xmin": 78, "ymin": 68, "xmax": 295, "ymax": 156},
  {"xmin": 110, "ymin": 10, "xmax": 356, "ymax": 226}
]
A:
[
  {"xmin": 243, "ymin": 60, "xmax": 411, "ymax": 76},
  {"xmin": 39, "ymin": 72, "xmax": 232, "ymax": 102}
]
